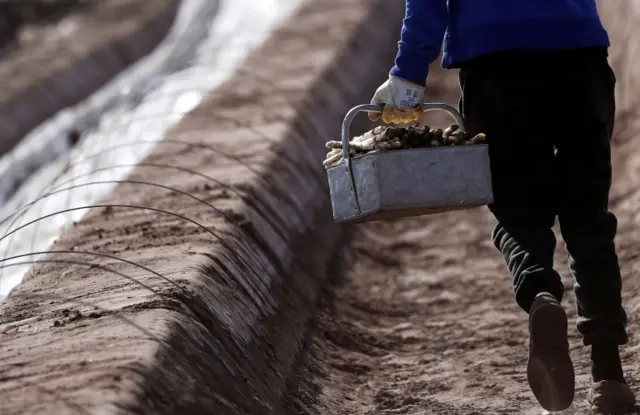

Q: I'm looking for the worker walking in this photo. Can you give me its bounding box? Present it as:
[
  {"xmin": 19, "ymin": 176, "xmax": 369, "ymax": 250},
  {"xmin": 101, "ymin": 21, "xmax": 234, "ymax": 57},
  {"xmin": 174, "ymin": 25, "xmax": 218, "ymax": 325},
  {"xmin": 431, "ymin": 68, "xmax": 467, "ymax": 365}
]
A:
[{"xmin": 370, "ymin": 0, "xmax": 636, "ymax": 412}]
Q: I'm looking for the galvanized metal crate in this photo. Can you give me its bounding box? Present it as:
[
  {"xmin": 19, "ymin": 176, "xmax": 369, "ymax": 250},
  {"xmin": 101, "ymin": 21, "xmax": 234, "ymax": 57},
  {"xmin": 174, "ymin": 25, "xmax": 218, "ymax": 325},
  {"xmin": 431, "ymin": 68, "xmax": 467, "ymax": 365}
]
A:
[{"xmin": 326, "ymin": 103, "xmax": 494, "ymax": 224}]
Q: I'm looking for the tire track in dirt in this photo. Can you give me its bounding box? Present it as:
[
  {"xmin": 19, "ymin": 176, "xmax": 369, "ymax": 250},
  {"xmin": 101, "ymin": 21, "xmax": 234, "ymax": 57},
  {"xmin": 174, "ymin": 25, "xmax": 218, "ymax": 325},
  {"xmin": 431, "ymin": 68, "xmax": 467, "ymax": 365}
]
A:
[{"xmin": 285, "ymin": 4, "xmax": 640, "ymax": 414}]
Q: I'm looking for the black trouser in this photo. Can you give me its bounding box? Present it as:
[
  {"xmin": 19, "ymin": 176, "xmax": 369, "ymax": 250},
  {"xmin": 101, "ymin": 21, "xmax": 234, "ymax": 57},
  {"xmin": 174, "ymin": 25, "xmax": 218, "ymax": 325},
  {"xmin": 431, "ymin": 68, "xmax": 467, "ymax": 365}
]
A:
[{"xmin": 458, "ymin": 47, "xmax": 627, "ymax": 346}]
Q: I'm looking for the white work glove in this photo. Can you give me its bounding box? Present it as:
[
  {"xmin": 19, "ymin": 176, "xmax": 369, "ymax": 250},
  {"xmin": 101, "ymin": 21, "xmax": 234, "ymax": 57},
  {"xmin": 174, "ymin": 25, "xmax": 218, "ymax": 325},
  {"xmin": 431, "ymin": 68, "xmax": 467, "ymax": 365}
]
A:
[{"xmin": 369, "ymin": 74, "xmax": 425, "ymax": 124}]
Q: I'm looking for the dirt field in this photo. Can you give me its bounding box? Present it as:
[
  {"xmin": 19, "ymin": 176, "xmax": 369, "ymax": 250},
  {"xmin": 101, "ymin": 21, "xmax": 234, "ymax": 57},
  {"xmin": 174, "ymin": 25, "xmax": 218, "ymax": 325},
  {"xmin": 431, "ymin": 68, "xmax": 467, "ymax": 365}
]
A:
[
  {"xmin": 0, "ymin": 0, "xmax": 404, "ymax": 413},
  {"xmin": 0, "ymin": 0, "xmax": 174, "ymax": 102},
  {"xmin": 285, "ymin": 6, "xmax": 640, "ymax": 415},
  {"xmin": 0, "ymin": 0, "xmax": 178, "ymax": 155},
  {"xmin": 0, "ymin": 0, "xmax": 638, "ymax": 413}
]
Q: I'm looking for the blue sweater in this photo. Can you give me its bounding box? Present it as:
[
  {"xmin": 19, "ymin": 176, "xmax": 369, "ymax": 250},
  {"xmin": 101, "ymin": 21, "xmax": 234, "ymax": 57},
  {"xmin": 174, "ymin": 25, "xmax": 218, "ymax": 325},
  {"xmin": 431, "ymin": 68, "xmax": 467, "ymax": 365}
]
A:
[{"xmin": 390, "ymin": 0, "xmax": 610, "ymax": 86}]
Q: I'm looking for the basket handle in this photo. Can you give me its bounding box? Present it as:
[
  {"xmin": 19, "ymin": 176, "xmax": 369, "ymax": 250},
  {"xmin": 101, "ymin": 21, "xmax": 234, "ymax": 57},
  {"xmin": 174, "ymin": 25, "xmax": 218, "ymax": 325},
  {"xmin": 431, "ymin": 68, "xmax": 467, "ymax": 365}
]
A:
[{"xmin": 340, "ymin": 102, "xmax": 466, "ymax": 164}]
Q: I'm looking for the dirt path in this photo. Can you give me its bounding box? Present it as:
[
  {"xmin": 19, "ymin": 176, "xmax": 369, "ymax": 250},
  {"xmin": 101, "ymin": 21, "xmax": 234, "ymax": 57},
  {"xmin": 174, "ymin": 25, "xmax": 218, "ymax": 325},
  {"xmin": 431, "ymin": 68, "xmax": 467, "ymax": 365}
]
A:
[{"xmin": 286, "ymin": 28, "xmax": 640, "ymax": 415}]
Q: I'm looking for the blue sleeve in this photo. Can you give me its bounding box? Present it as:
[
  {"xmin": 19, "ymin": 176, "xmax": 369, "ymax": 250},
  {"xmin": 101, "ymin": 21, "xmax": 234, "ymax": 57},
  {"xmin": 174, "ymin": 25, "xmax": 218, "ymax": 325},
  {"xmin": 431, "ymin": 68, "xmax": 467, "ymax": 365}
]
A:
[{"xmin": 390, "ymin": 0, "xmax": 448, "ymax": 86}]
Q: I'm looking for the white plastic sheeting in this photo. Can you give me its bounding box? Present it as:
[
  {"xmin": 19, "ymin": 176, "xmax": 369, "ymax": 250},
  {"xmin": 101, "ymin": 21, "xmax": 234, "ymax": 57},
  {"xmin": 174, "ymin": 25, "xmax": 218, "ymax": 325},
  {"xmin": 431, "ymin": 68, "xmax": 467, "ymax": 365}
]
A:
[{"xmin": 0, "ymin": 0, "xmax": 304, "ymax": 298}]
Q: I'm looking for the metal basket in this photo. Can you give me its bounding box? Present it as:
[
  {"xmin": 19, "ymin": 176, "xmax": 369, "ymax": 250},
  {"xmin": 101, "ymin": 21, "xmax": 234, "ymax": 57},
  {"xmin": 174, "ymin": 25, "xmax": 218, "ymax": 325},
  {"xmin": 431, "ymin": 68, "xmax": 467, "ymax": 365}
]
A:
[{"xmin": 326, "ymin": 103, "xmax": 494, "ymax": 224}]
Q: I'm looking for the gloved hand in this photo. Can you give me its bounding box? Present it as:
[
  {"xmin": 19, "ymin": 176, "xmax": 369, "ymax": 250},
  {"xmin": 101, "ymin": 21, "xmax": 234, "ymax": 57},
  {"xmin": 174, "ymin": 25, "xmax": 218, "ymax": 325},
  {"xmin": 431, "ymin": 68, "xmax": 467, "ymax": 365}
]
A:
[{"xmin": 369, "ymin": 74, "xmax": 425, "ymax": 124}]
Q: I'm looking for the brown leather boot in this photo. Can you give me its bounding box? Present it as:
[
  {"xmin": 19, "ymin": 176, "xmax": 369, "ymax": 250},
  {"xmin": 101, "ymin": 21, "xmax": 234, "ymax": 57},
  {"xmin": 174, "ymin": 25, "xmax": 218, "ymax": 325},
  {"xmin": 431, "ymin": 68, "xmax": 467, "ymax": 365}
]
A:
[
  {"xmin": 527, "ymin": 293, "xmax": 575, "ymax": 411},
  {"xmin": 587, "ymin": 380, "xmax": 636, "ymax": 414}
]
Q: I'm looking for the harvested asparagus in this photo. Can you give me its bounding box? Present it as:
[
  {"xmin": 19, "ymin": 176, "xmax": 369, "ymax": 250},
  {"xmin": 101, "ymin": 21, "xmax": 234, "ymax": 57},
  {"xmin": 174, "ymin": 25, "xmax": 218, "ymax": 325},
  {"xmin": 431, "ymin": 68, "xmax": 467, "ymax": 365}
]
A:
[{"xmin": 323, "ymin": 124, "xmax": 487, "ymax": 168}]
